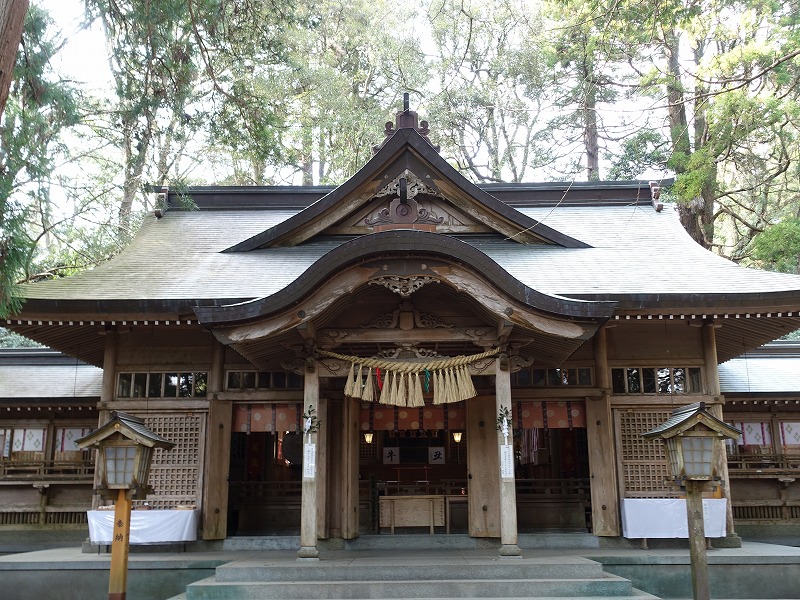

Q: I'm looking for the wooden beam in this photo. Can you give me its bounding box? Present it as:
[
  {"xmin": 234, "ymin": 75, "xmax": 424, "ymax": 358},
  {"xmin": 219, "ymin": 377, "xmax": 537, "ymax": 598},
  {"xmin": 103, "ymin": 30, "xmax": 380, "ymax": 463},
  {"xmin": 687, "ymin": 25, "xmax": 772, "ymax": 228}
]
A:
[{"xmin": 317, "ymin": 327, "xmax": 498, "ymax": 347}]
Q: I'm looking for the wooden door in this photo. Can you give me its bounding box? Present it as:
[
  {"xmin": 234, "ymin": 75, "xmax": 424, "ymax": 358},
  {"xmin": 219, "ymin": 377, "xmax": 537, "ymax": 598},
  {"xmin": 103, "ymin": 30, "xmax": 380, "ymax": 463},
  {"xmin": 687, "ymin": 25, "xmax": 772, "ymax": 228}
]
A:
[{"xmin": 466, "ymin": 396, "xmax": 500, "ymax": 537}]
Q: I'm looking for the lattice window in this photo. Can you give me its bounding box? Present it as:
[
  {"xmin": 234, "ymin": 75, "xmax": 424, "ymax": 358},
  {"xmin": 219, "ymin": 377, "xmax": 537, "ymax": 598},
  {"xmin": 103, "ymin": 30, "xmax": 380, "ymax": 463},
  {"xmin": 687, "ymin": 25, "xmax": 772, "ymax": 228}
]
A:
[
  {"xmin": 130, "ymin": 412, "xmax": 205, "ymax": 509},
  {"xmin": 615, "ymin": 408, "xmax": 674, "ymax": 497}
]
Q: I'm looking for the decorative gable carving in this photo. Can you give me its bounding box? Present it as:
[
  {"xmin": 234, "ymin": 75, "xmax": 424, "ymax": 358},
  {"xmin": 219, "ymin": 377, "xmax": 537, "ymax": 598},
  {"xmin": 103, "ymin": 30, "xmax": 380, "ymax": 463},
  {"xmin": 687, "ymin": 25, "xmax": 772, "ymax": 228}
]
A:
[{"xmin": 327, "ymin": 170, "xmax": 492, "ymax": 235}]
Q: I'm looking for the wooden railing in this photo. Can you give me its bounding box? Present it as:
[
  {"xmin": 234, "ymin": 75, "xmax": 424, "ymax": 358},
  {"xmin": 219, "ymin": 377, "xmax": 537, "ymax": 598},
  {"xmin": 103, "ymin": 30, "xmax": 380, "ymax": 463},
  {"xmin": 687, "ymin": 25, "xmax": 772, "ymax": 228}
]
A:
[
  {"xmin": 0, "ymin": 452, "xmax": 95, "ymax": 481},
  {"xmin": 727, "ymin": 452, "xmax": 800, "ymax": 474}
]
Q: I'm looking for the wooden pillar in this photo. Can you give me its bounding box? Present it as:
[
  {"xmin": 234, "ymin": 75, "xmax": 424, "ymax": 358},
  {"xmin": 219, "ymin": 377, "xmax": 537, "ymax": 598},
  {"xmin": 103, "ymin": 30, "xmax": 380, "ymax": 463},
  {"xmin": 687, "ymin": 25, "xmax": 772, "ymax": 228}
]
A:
[
  {"xmin": 703, "ymin": 322, "xmax": 738, "ymax": 540},
  {"xmin": 100, "ymin": 328, "xmax": 119, "ymax": 406},
  {"xmin": 93, "ymin": 329, "xmax": 119, "ymax": 510},
  {"xmin": 586, "ymin": 327, "xmax": 621, "ymax": 535},
  {"xmin": 298, "ymin": 359, "xmax": 320, "ymax": 559},
  {"xmin": 686, "ymin": 480, "xmax": 711, "ymax": 600},
  {"xmin": 496, "ymin": 356, "xmax": 520, "ymax": 556},
  {"xmin": 341, "ymin": 396, "xmax": 360, "ymax": 539},
  {"xmin": 108, "ymin": 488, "xmax": 132, "ymax": 600},
  {"xmin": 202, "ymin": 339, "xmax": 230, "ymax": 540}
]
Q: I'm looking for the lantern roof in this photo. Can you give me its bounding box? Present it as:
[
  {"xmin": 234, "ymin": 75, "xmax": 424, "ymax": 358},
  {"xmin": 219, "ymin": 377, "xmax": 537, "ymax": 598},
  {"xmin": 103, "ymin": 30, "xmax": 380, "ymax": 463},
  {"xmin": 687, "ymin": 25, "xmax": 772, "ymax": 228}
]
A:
[
  {"xmin": 642, "ymin": 402, "xmax": 741, "ymax": 441},
  {"xmin": 76, "ymin": 411, "xmax": 175, "ymax": 450}
]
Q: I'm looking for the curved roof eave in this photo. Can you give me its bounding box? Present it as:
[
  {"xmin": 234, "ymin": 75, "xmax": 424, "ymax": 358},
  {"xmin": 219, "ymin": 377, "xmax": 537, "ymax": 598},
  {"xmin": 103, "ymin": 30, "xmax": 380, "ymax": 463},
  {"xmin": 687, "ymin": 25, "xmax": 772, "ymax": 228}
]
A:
[
  {"xmin": 224, "ymin": 129, "xmax": 590, "ymax": 252},
  {"xmin": 196, "ymin": 230, "xmax": 615, "ymax": 326}
]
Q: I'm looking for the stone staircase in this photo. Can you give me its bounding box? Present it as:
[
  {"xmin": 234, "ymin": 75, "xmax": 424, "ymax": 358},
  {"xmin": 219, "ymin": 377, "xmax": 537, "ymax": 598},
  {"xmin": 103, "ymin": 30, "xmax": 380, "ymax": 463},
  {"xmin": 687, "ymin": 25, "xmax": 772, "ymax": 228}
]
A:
[{"xmin": 178, "ymin": 547, "xmax": 660, "ymax": 600}]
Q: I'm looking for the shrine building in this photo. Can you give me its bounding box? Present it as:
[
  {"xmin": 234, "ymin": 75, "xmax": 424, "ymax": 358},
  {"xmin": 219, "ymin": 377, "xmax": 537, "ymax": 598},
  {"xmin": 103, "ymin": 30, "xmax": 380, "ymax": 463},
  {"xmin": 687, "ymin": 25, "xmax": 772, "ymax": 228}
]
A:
[{"xmin": 5, "ymin": 109, "xmax": 800, "ymax": 554}]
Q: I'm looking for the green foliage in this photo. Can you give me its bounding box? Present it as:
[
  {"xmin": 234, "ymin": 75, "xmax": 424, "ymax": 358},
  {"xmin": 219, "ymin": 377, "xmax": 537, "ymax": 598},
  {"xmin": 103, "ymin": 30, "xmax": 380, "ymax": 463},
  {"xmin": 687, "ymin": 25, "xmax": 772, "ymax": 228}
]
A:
[
  {"xmin": 607, "ymin": 130, "xmax": 670, "ymax": 180},
  {"xmin": 750, "ymin": 218, "xmax": 800, "ymax": 274},
  {"xmin": 0, "ymin": 5, "xmax": 82, "ymax": 317},
  {"xmin": 3, "ymin": 0, "xmax": 800, "ymax": 297},
  {"xmin": 0, "ymin": 327, "xmax": 42, "ymax": 348}
]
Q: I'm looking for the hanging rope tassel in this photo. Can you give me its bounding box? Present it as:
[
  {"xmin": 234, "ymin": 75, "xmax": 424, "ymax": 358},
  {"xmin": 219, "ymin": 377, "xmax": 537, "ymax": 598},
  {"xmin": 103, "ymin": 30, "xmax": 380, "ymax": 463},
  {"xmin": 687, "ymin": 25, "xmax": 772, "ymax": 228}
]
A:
[
  {"xmin": 397, "ymin": 371, "xmax": 407, "ymax": 407},
  {"xmin": 344, "ymin": 362, "xmax": 356, "ymax": 397},
  {"xmin": 386, "ymin": 370, "xmax": 397, "ymax": 406},
  {"xmin": 432, "ymin": 370, "xmax": 442, "ymax": 405},
  {"xmin": 379, "ymin": 370, "xmax": 390, "ymax": 404},
  {"xmin": 411, "ymin": 371, "xmax": 425, "ymax": 407},
  {"xmin": 461, "ymin": 365, "xmax": 477, "ymax": 399},
  {"xmin": 376, "ymin": 368, "xmax": 383, "ymax": 390},
  {"xmin": 453, "ymin": 367, "xmax": 467, "ymax": 400},
  {"xmin": 445, "ymin": 368, "xmax": 457, "ymax": 404},
  {"xmin": 423, "ymin": 369, "xmax": 431, "ymax": 393},
  {"xmin": 362, "ymin": 367, "xmax": 374, "ymax": 402}
]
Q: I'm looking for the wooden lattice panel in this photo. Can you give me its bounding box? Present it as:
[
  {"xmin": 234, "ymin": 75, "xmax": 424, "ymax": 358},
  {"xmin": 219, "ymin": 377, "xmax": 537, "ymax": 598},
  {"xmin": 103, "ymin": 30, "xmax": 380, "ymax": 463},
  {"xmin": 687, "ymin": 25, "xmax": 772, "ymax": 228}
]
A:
[
  {"xmin": 615, "ymin": 409, "xmax": 673, "ymax": 497},
  {"xmin": 132, "ymin": 412, "xmax": 205, "ymax": 509}
]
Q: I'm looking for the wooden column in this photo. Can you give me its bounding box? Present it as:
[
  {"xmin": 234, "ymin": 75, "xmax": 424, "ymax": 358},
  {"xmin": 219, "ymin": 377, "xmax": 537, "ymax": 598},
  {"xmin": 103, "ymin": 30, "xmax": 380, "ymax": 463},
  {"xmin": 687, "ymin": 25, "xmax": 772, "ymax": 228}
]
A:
[
  {"xmin": 341, "ymin": 396, "xmax": 360, "ymax": 539},
  {"xmin": 686, "ymin": 480, "xmax": 711, "ymax": 600},
  {"xmin": 93, "ymin": 329, "xmax": 119, "ymax": 510},
  {"xmin": 496, "ymin": 356, "xmax": 520, "ymax": 556},
  {"xmin": 298, "ymin": 359, "xmax": 320, "ymax": 559},
  {"xmin": 202, "ymin": 339, "xmax": 230, "ymax": 540},
  {"xmin": 703, "ymin": 321, "xmax": 738, "ymax": 541},
  {"xmin": 108, "ymin": 488, "xmax": 132, "ymax": 600},
  {"xmin": 586, "ymin": 327, "xmax": 621, "ymax": 535},
  {"xmin": 100, "ymin": 328, "xmax": 119, "ymax": 406}
]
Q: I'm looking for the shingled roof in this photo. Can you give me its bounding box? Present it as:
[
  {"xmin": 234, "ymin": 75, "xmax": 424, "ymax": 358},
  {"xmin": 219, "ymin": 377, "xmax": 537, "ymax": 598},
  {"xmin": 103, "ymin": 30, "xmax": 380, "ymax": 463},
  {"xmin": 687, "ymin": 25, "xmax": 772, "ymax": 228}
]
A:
[{"xmin": 8, "ymin": 110, "xmax": 800, "ymax": 367}]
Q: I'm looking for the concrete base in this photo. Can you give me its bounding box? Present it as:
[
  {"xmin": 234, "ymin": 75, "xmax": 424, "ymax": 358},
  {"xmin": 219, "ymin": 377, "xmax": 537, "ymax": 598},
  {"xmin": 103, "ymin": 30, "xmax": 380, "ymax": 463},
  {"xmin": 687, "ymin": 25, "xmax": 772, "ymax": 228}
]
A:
[
  {"xmin": 296, "ymin": 545, "xmax": 319, "ymax": 559},
  {"xmin": 712, "ymin": 532, "xmax": 743, "ymax": 548},
  {"xmin": 498, "ymin": 543, "xmax": 522, "ymax": 557}
]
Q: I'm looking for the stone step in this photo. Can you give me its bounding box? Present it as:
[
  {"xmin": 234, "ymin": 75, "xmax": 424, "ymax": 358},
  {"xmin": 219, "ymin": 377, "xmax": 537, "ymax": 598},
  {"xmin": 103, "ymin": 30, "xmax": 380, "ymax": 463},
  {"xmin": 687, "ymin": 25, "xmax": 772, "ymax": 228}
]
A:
[
  {"xmin": 184, "ymin": 575, "xmax": 637, "ymax": 599},
  {"xmin": 214, "ymin": 560, "xmax": 609, "ymax": 583},
  {"xmin": 221, "ymin": 533, "xmax": 600, "ymax": 552}
]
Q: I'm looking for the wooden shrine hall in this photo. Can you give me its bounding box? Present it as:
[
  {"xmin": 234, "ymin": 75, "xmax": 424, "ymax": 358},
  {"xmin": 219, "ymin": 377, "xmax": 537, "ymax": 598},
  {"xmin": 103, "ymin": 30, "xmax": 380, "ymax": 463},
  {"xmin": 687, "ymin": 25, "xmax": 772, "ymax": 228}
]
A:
[{"xmin": 6, "ymin": 106, "xmax": 800, "ymax": 556}]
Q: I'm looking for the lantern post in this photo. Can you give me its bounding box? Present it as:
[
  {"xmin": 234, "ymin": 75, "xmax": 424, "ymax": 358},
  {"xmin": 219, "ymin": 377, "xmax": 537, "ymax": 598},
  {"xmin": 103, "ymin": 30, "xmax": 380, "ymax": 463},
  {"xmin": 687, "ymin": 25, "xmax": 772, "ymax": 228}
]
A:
[
  {"xmin": 643, "ymin": 402, "xmax": 740, "ymax": 600},
  {"xmin": 77, "ymin": 412, "xmax": 175, "ymax": 600}
]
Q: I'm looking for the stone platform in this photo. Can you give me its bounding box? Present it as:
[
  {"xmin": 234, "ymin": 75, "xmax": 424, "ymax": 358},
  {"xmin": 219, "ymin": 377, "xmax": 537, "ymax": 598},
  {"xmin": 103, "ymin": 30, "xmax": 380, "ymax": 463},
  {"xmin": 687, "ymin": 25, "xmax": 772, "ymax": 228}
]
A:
[{"xmin": 0, "ymin": 536, "xmax": 798, "ymax": 600}]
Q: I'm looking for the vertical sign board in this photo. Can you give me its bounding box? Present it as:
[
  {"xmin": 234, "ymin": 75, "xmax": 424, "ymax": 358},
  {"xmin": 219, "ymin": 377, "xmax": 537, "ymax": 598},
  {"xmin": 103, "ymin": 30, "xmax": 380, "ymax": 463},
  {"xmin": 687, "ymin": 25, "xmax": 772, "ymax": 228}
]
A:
[
  {"xmin": 500, "ymin": 444, "xmax": 514, "ymax": 479},
  {"xmin": 303, "ymin": 443, "xmax": 316, "ymax": 479}
]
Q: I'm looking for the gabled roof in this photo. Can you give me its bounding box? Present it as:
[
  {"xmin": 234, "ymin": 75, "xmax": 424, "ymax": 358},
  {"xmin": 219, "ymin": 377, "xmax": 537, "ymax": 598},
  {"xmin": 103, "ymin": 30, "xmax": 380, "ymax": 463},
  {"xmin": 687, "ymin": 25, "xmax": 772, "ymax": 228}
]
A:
[
  {"xmin": 195, "ymin": 230, "xmax": 614, "ymax": 326},
  {"xmin": 76, "ymin": 411, "xmax": 174, "ymax": 450},
  {"xmin": 642, "ymin": 402, "xmax": 741, "ymax": 440},
  {"xmin": 225, "ymin": 128, "xmax": 590, "ymax": 250}
]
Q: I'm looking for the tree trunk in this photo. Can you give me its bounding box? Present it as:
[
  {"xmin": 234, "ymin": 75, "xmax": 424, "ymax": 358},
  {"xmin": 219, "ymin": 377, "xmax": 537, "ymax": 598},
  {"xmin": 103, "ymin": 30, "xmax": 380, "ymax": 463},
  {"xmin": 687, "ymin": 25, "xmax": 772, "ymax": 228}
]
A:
[
  {"xmin": 0, "ymin": 0, "xmax": 27, "ymax": 118},
  {"xmin": 583, "ymin": 71, "xmax": 600, "ymax": 181},
  {"xmin": 664, "ymin": 28, "xmax": 711, "ymax": 248}
]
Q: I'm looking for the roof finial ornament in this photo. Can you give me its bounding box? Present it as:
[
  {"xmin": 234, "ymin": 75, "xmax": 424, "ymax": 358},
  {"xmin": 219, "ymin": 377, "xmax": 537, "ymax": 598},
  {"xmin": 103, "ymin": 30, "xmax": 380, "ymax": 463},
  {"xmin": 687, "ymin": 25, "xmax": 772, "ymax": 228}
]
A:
[{"xmin": 373, "ymin": 93, "xmax": 440, "ymax": 153}]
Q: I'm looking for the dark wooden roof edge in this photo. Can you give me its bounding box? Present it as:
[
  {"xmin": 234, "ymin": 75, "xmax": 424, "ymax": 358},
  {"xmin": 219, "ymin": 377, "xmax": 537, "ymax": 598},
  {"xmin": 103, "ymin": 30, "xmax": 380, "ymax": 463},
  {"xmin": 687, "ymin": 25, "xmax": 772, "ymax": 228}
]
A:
[
  {"xmin": 571, "ymin": 291, "xmax": 800, "ymax": 311},
  {"xmin": 157, "ymin": 180, "xmax": 669, "ymax": 211},
  {"xmin": 0, "ymin": 396, "xmax": 100, "ymax": 404},
  {"xmin": 195, "ymin": 230, "xmax": 617, "ymax": 326},
  {"xmin": 223, "ymin": 129, "xmax": 591, "ymax": 252},
  {"xmin": 0, "ymin": 348, "xmax": 72, "ymax": 364},
  {"xmin": 732, "ymin": 340, "xmax": 800, "ymax": 357},
  {"xmin": 9, "ymin": 297, "xmax": 250, "ymax": 318},
  {"xmin": 13, "ymin": 290, "xmax": 800, "ymax": 322}
]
